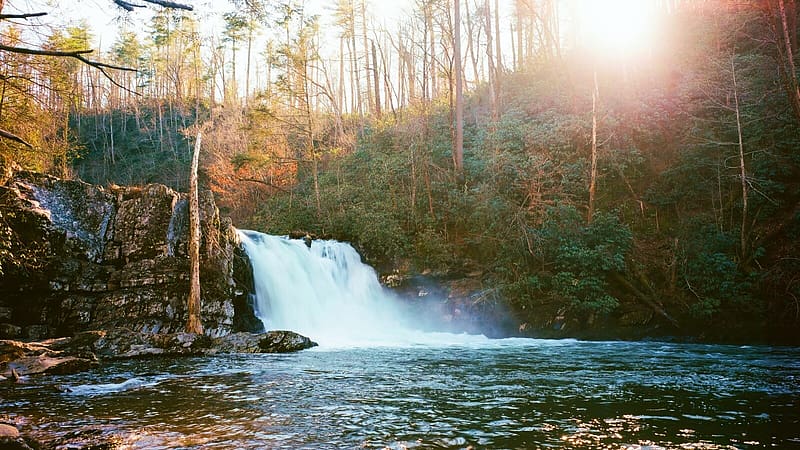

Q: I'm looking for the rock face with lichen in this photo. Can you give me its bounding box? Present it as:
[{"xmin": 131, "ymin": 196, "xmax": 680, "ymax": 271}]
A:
[{"xmin": 0, "ymin": 166, "xmax": 260, "ymax": 340}]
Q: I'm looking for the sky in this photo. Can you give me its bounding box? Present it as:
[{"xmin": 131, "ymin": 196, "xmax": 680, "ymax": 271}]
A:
[
  {"xmin": 7, "ymin": 0, "xmax": 660, "ymax": 59},
  {"xmin": 6, "ymin": 0, "xmax": 417, "ymax": 52}
]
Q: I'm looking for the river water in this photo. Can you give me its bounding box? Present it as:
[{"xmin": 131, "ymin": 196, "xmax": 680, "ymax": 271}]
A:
[{"xmin": 2, "ymin": 338, "xmax": 799, "ymax": 449}]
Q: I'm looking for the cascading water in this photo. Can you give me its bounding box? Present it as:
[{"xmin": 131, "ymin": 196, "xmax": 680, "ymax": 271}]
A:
[{"xmin": 238, "ymin": 229, "xmax": 440, "ymax": 347}]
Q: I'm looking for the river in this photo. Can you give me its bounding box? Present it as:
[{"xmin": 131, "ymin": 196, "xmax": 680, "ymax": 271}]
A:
[{"xmin": 2, "ymin": 338, "xmax": 799, "ymax": 449}]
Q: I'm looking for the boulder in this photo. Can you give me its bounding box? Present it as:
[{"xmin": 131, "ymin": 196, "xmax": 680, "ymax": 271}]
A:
[
  {"xmin": 215, "ymin": 330, "xmax": 318, "ymax": 353},
  {"xmin": 2, "ymin": 354, "xmax": 98, "ymax": 377},
  {"xmin": 258, "ymin": 330, "xmax": 318, "ymax": 353},
  {"xmin": 0, "ymin": 423, "xmax": 19, "ymax": 438},
  {"xmin": 0, "ymin": 437, "xmax": 35, "ymax": 450},
  {"xmin": 1, "ymin": 339, "xmax": 98, "ymax": 377}
]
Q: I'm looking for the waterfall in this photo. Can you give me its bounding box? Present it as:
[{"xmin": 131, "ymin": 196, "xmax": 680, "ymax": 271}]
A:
[{"xmin": 238, "ymin": 229, "xmax": 419, "ymax": 346}]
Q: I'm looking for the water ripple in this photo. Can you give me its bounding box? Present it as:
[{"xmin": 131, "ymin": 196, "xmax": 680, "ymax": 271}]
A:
[{"xmin": 1, "ymin": 341, "xmax": 798, "ymax": 448}]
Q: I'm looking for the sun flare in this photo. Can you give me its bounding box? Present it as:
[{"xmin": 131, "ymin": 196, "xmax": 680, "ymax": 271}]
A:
[{"xmin": 576, "ymin": 0, "xmax": 657, "ymax": 55}]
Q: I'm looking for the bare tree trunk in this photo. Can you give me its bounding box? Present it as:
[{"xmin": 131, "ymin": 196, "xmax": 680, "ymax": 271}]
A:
[
  {"xmin": 588, "ymin": 70, "xmax": 599, "ymax": 224},
  {"xmin": 338, "ymin": 37, "xmax": 345, "ymax": 114},
  {"xmin": 731, "ymin": 56, "xmax": 749, "ymax": 255},
  {"xmin": 515, "ymin": 0, "xmax": 523, "ymax": 68},
  {"xmin": 246, "ymin": 24, "xmax": 253, "ymax": 106},
  {"xmin": 361, "ymin": 0, "xmax": 374, "ymax": 114},
  {"xmin": 348, "ymin": 35, "xmax": 357, "ymax": 113},
  {"xmin": 186, "ymin": 132, "xmax": 204, "ymax": 335},
  {"xmin": 428, "ymin": 5, "xmax": 437, "ymax": 99},
  {"xmin": 454, "ymin": 0, "xmax": 464, "ymax": 172},
  {"xmin": 109, "ymin": 112, "xmax": 115, "ymax": 165},
  {"xmin": 423, "ymin": 5, "xmax": 431, "ymax": 100},
  {"xmin": 778, "ymin": 0, "xmax": 800, "ymax": 124},
  {"xmin": 485, "ymin": 0, "xmax": 497, "ymax": 120},
  {"xmin": 465, "ymin": 0, "xmax": 480, "ymax": 86},
  {"xmin": 493, "ymin": 0, "xmax": 502, "ymax": 103},
  {"xmin": 371, "ymin": 40, "xmax": 381, "ymax": 117}
]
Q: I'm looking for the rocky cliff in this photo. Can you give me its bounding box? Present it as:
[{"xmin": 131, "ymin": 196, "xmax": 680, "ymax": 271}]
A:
[{"xmin": 0, "ymin": 163, "xmax": 260, "ymax": 339}]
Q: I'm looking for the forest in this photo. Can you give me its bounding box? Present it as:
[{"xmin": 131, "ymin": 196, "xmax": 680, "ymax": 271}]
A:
[{"xmin": 1, "ymin": 0, "xmax": 799, "ymax": 343}]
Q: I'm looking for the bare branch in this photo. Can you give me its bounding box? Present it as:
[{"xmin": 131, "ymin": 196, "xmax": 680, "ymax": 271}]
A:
[
  {"xmin": 0, "ymin": 128, "xmax": 33, "ymax": 148},
  {"xmin": 114, "ymin": 0, "xmax": 193, "ymax": 11},
  {"xmin": 0, "ymin": 44, "xmax": 92, "ymax": 58},
  {"xmin": 142, "ymin": 0, "xmax": 193, "ymax": 10},
  {"xmin": 0, "ymin": 44, "xmax": 139, "ymax": 94},
  {"xmin": 0, "ymin": 12, "xmax": 48, "ymax": 20},
  {"xmin": 113, "ymin": 0, "xmax": 145, "ymax": 12},
  {"xmin": 238, "ymin": 177, "xmax": 290, "ymax": 192},
  {"xmin": 0, "ymin": 44, "xmax": 138, "ymax": 72}
]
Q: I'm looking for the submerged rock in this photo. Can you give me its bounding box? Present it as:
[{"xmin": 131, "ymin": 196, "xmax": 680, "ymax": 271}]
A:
[{"xmin": 49, "ymin": 427, "xmax": 124, "ymax": 450}]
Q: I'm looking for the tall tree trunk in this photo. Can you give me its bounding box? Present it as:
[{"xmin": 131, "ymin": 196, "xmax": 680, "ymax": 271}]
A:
[
  {"xmin": 731, "ymin": 56, "xmax": 749, "ymax": 255},
  {"xmin": 454, "ymin": 0, "xmax": 464, "ymax": 172},
  {"xmin": 246, "ymin": 24, "xmax": 253, "ymax": 106},
  {"xmin": 423, "ymin": 5, "xmax": 431, "ymax": 100},
  {"xmin": 515, "ymin": 0, "xmax": 524, "ymax": 68},
  {"xmin": 429, "ymin": 5, "xmax": 437, "ymax": 99},
  {"xmin": 485, "ymin": 0, "xmax": 497, "ymax": 120},
  {"xmin": 348, "ymin": 35, "xmax": 356, "ymax": 113},
  {"xmin": 371, "ymin": 40, "xmax": 382, "ymax": 117},
  {"xmin": 777, "ymin": 0, "xmax": 800, "ymax": 124},
  {"xmin": 109, "ymin": 112, "xmax": 115, "ymax": 165},
  {"xmin": 493, "ymin": 0, "xmax": 502, "ymax": 103},
  {"xmin": 361, "ymin": 0, "xmax": 374, "ymax": 115},
  {"xmin": 588, "ymin": 70, "xmax": 599, "ymax": 224},
  {"xmin": 338, "ymin": 37, "xmax": 345, "ymax": 114},
  {"xmin": 465, "ymin": 0, "xmax": 480, "ymax": 86},
  {"xmin": 186, "ymin": 132, "xmax": 204, "ymax": 335},
  {"xmin": 350, "ymin": 0, "xmax": 362, "ymax": 116}
]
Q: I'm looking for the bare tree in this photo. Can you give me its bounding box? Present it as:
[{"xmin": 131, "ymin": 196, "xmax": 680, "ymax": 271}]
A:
[
  {"xmin": 453, "ymin": 0, "xmax": 463, "ymax": 172},
  {"xmin": 186, "ymin": 132, "xmax": 203, "ymax": 334}
]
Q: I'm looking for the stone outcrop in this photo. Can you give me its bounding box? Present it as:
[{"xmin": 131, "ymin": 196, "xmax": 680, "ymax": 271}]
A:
[
  {"xmin": 0, "ymin": 167, "xmax": 260, "ymax": 339},
  {"xmin": 0, "ymin": 328, "xmax": 317, "ymax": 379}
]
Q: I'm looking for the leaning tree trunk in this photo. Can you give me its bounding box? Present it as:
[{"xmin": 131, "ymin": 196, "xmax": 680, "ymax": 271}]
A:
[{"xmin": 186, "ymin": 132, "xmax": 203, "ymax": 334}]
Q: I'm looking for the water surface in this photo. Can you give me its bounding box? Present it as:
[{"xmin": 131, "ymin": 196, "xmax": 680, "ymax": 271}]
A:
[{"xmin": 2, "ymin": 339, "xmax": 798, "ymax": 449}]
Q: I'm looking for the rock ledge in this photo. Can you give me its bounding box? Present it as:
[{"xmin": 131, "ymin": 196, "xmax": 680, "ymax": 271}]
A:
[{"xmin": 1, "ymin": 328, "xmax": 317, "ymax": 378}]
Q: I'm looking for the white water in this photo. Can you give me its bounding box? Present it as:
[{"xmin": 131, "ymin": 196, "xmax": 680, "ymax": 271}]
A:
[{"xmin": 238, "ymin": 229, "xmax": 496, "ymax": 347}]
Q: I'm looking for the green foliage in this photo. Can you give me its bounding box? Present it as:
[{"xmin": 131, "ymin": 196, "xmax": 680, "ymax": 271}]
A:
[
  {"xmin": 530, "ymin": 205, "xmax": 632, "ymax": 315},
  {"xmin": 680, "ymin": 225, "xmax": 755, "ymax": 318}
]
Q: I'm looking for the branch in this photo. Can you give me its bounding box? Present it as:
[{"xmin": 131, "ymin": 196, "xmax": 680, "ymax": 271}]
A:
[
  {"xmin": 113, "ymin": 0, "xmax": 146, "ymax": 11},
  {"xmin": 114, "ymin": 0, "xmax": 193, "ymax": 10},
  {"xmin": 0, "ymin": 44, "xmax": 92, "ymax": 58},
  {"xmin": 238, "ymin": 177, "xmax": 289, "ymax": 192},
  {"xmin": 0, "ymin": 128, "xmax": 33, "ymax": 148},
  {"xmin": 142, "ymin": 0, "xmax": 194, "ymax": 10},
  {"xmin": 0, "ymin": 12, "xmax": 48, "ymax": 20},
  {"xmin": 0, "ymin": 44, "xmax": 139, "ymax": 94},
  {"xmin": 611, "ymin": 272, "xmax": 680, "ymax": 328}
]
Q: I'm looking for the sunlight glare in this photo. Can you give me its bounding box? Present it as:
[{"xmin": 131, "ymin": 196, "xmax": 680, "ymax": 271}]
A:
[
  {"xmin": 369, "ymin": 0, "xmax": 412, "ymax": 28},
  {"xmin": 577, "ymin": 0, "xmax": 656, "ymax": 55}
]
